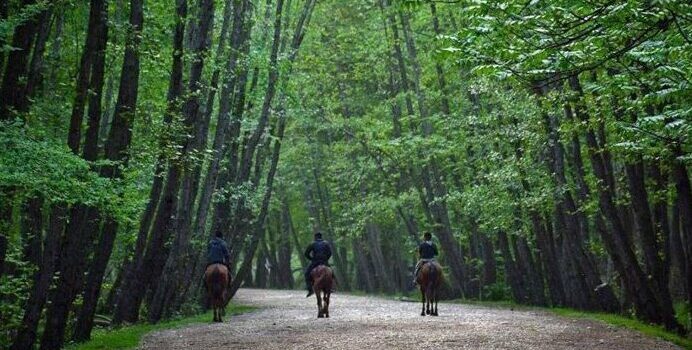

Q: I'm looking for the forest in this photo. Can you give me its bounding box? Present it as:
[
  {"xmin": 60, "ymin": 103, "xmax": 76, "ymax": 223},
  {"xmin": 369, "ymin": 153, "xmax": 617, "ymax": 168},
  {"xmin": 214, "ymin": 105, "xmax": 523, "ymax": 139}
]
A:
[{"xmin": 0, "ymin": 0, "xmax": 690, "ymax": 348}]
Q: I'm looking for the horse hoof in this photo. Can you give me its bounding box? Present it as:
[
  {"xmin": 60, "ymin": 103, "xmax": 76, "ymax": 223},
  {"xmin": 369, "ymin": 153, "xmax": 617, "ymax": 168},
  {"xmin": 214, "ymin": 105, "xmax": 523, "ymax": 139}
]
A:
[
  {"xmin": 318, "ymin": 314, "xmax": 324, "ymax": 318},
  {"xmin": 325, "ymin": 314, "xmax": 329, "ymax": 318},
  {"xmin": 421, "ymin": 313, "xmax": 426, "ymax": 316},
  {"xmin": 432, "ymin": 313, "xmax": 438, "ymax": 316}
]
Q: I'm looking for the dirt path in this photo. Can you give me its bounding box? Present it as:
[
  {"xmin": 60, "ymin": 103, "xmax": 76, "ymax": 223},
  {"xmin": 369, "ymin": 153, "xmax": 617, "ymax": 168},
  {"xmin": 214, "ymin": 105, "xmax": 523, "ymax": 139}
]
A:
[{"xmin": 140, "ymin": 288, "xmax": 680, "ymax": 349}]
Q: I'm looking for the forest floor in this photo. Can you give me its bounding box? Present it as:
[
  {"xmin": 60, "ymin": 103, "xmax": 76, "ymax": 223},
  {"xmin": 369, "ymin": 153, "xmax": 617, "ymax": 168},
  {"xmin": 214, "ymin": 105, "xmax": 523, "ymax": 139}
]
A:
[{"xmin": 139, "ymin": 288, "xmax": 682, "ymax": 350}]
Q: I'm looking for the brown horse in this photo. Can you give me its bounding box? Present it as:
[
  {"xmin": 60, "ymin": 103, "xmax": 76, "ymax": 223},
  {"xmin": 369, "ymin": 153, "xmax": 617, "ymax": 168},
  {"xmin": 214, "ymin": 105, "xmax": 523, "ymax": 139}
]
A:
[
  {"xmin": 416, "ymin": 261, "xmax": 443, "ymax": 316},
  {"xmin": 310, "ymin": 265, "xmax": 334, "ymax": 318},
  {"xmin": 205, "ymin": 263, "xmax": 229, "ymax": 322}
]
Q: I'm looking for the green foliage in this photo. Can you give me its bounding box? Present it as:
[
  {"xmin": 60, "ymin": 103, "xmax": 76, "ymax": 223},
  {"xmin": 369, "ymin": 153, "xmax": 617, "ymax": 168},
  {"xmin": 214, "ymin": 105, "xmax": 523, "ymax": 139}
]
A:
[
  {"xmin": 481, "ymin": 282, "xmax": 511, "ymax": 302},
  {"xmin": 0, "ymin": 123, "xmax": 117, "ymax": 208}
]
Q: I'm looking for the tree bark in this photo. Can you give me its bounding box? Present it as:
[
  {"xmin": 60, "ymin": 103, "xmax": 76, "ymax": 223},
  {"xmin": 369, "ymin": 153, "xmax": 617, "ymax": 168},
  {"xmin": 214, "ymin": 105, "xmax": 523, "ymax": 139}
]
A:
[
  {"xmin": 113, "ymin": 0, "xmax": 187, "ymax": 325},
  {"xmin": 73, "ymin": 0, "xmax": 143, "ymax": 340},
  {"xmin": 624, "ymin": 158, "xmax": 677, "ymax": 323},
  {"xmin": 26, "ymin": 8, "xmax": 53, "ymax": 98},
  {"xmin": 568, "ymin": 75, "xmax": 681, "ymax": 332},
  {"xmin": 40, "ymin": 2, "xmax": 109, "ymax": 347},
  {"xmin": 399, "ymin": 10, "xmax": 467, "ymax": 296},
  {"xmin": 543, "ymin": 110, "xmax": 618, "ymax": 312},
  {"xmin": 67, "ymin": 0, "xmax": 107, "ymax": 154},
  {"xmin": 670, "ymin": 144, "xmax": 692, "ymax": 320},
  {"xmin": 11, "ymin": 205, "xmax": 66, "ymax": 350},
  {"xmin": 0, "ymin": 0, "xmax": 42, "ymax": 120},
  {"xmin": 228, "ymin": 105, "xmax": 287, "ymax": 298},
  {"xmin": 147, "ymin": 0, "xmax": 216, "ymax": 323}
]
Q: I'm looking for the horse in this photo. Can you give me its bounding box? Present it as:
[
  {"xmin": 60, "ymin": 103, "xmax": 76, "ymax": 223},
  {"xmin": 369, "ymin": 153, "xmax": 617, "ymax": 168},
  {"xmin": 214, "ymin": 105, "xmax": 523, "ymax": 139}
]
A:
[
  {"xmin": 205, "ymin": 263, "xmax": 230, "ymax": 322},
  {"xmin": 310, "ymin": 265, "xmax": 334, "ymax": 318},
  {"xmin": 416, "ymin": 261, "xmax": 443, "ymax": 316}
]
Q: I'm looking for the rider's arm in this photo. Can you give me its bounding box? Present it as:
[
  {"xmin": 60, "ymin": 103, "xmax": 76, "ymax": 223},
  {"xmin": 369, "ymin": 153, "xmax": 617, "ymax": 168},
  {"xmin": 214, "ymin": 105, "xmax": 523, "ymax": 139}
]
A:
[
  {"xmin": 433, "ymin": 243, "xmax": 438, "ymax": 256},
  {"xmin": 304, "ymin": 244, "xmax": 314, "ymax": 261}
]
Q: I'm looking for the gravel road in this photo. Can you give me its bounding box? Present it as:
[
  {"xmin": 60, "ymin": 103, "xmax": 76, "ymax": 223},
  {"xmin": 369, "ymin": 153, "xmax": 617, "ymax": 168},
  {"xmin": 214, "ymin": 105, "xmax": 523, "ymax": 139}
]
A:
[{"xmin": 139, "ymin": 288, "xmax": 681, "ymax": 350}]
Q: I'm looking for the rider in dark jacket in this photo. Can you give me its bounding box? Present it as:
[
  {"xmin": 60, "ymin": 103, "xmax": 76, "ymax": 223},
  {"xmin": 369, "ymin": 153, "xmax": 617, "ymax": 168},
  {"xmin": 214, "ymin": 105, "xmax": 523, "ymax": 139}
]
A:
[
  {"xmin": 413, "ymin": 231, "xmax": 438, "ymax": 285},
  {"xmin": 207, "ymin": 230, "xmax": 232, "ymax": 286},
  {"xmin": 304, "ymin": 232, "xmax": 332, "ymax": 297}
]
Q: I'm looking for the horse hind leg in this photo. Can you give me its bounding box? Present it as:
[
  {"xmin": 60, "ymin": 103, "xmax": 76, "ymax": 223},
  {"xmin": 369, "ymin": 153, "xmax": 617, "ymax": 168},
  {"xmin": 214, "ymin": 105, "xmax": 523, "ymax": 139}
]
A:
[
  {"xmin": 432, "ymin": 291, "xmax": 439, "ymax": 316},
  {"xmin": 323, "ymin": 293, "xmax": 330, "ymax": 318},
  {"xmin": 425, "ymin": 289, "xmax": 431, "ymax": 315},
  {"xmin": 420, "ymin": 288, "xmax": 426, "ymax": 316},
  {"xmin": 316, "ymin": 290, "xmax": 324, "ymax": 318}
]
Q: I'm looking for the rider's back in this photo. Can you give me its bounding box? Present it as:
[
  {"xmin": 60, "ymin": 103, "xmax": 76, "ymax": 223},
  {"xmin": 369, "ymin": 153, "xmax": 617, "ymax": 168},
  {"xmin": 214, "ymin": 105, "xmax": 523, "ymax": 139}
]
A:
[{"xmin": 419, "ymin": 241, "xmax": 437, "ymax": 260}]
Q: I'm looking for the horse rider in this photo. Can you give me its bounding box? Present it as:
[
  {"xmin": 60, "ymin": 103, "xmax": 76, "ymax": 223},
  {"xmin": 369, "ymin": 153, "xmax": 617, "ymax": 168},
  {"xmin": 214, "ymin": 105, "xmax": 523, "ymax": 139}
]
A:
[
  {"xmin": 304, "ymin": 231, "xmax": 332, "ymax": 297},
  {"xmin": 207, "ymin": 230, "xmax": 232, "ymax": 287},
  {"xmin": 413, "ymin": 231, "xmax": 438, "ymax": 285}
]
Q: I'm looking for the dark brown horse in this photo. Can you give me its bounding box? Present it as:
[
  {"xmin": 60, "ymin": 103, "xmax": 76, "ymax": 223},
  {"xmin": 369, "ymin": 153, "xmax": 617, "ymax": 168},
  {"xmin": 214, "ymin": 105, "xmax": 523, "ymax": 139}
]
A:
[
  {"xmin": 310, "ymin": 265, "xmax": 334, "ymax": 318},
  {"xmin": 205, "ymin": 263, "xmax": 229, "ymax": 322},
  {"xmin": 416, "ymin": 261, "xmax": 443, "ymax": 316}
]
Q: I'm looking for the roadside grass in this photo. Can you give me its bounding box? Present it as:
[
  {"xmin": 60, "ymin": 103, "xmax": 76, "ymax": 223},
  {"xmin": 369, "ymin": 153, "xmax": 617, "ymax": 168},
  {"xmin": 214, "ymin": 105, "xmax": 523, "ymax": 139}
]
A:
[
  {"xmin": 551, "ymin": 308, "xmax": 691, "ymax": 350},
  {"xmin": 446, "ymin": 298, "xmax": 691, "ymax": 349},
  {"xmin": 65, "ymin": 304, "xmax": 256, "ymax": 350}
]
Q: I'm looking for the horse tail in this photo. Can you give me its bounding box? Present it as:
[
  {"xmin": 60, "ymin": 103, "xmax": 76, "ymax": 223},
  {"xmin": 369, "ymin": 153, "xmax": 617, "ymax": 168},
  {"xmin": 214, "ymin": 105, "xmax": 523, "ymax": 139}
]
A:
[
  {"xmin": 327, "ymin": 267, "xmax": 336, "ymax": 291},
  {"xmin": 210, "ymin": 267, "xmax": 224, "ymax": 305},
  {"xmin": 426, "ymin": 263, "xmax": 437, "ymax": 297}
]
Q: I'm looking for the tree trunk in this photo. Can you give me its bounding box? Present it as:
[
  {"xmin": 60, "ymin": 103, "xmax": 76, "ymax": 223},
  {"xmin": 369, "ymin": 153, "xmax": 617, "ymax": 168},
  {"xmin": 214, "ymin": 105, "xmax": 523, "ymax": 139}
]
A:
[
  {"xmin": 0, "ymin": 0, "xmax": 7, "ymax": 70},
  {"xmin": 498, "ymin": 231, "xmax": 527, "ymax": 303},
  {"xmin": 400, "ymin": 10, "xmax": 466, "ymax": 296},
  {"xmin": 544, "ymin": 110, "xmax": 618, "ymax": 312},
  {"xmin": 0, "ymin": 0, "xmax": 41, "ymax": 120},
  {"xmin": 40, "ymin": 1, "xmax": 109, "ymax": 347},
  {"xmin": 532, "ymin": 213, "xmax": 564, "ymax": 306},
  {"xmin": 113, "ymin": 0, "xmax": 187, "ymax": 325},
  {"xmin": 0, "ymin": 192, "xmax": 12, "ymax": 277},
  {"xmin": 624, "ymin": 158, "xmax": 677, "ymax": 323},
  {"xmin": 192, "ymin": 0, "xmax": 249, "ymax": 243},
  {"xmin": 147, "ymin": 0, "xmax": 215, "ymax": 323},
  {"xmin": 568, "ymin": 76, "xmax": 681, "ymax": 332},
  {"xmin": 67, "ymin": 0, "xmax": 107, "ymax": 154},
  {"xmin": 26, "ymin": 8, "xmax": 53, "ymax": 98},
  {"xmin": 229, "ymin": 106, "xmax": 286, "ymax": 298},
  {"xmin": 428, "ymin": 2, "xmax": 450, "ymax": 116},
  {"xmin": 47, "ymin": 10, "xmax": 65, "ymax": 90},
  {"xmin": 73, "ymin": 0, "xmax": 143, "ymax": 339},
  {"xmin": 21, "ymin": 197, "xmax": 43, "ymax": 269},
  {"xmin": 670, "ymin": 144, "xmax": 692, "ymax": 320},
  {"xmin": 11, "ymin": 205, "xmax": 66, "ymax": 350},
  {"xmin": 354, "ymin": 239, "xmax": 376, "ymax": 292},
  {"xmin": 273, "ymin": 200, "xmax": 293, "ymax": 288},
  {"xmin": 669, "ymin": 194, "xmax": 688, "ymax": 299}
]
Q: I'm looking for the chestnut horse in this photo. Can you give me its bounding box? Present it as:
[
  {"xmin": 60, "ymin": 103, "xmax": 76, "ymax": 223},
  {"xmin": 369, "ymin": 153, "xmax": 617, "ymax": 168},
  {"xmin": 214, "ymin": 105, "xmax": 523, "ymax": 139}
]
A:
[
  {"xmin": 205, "ymin": 263, "xmax": 229, "ymax": 322},
  {"xmin": 416, "ymin": 261, "xmax": 443, "ymax": 316},
  {"xmin": 310, "ymin": 265, "xmax": 334, "ymax": 318}
]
